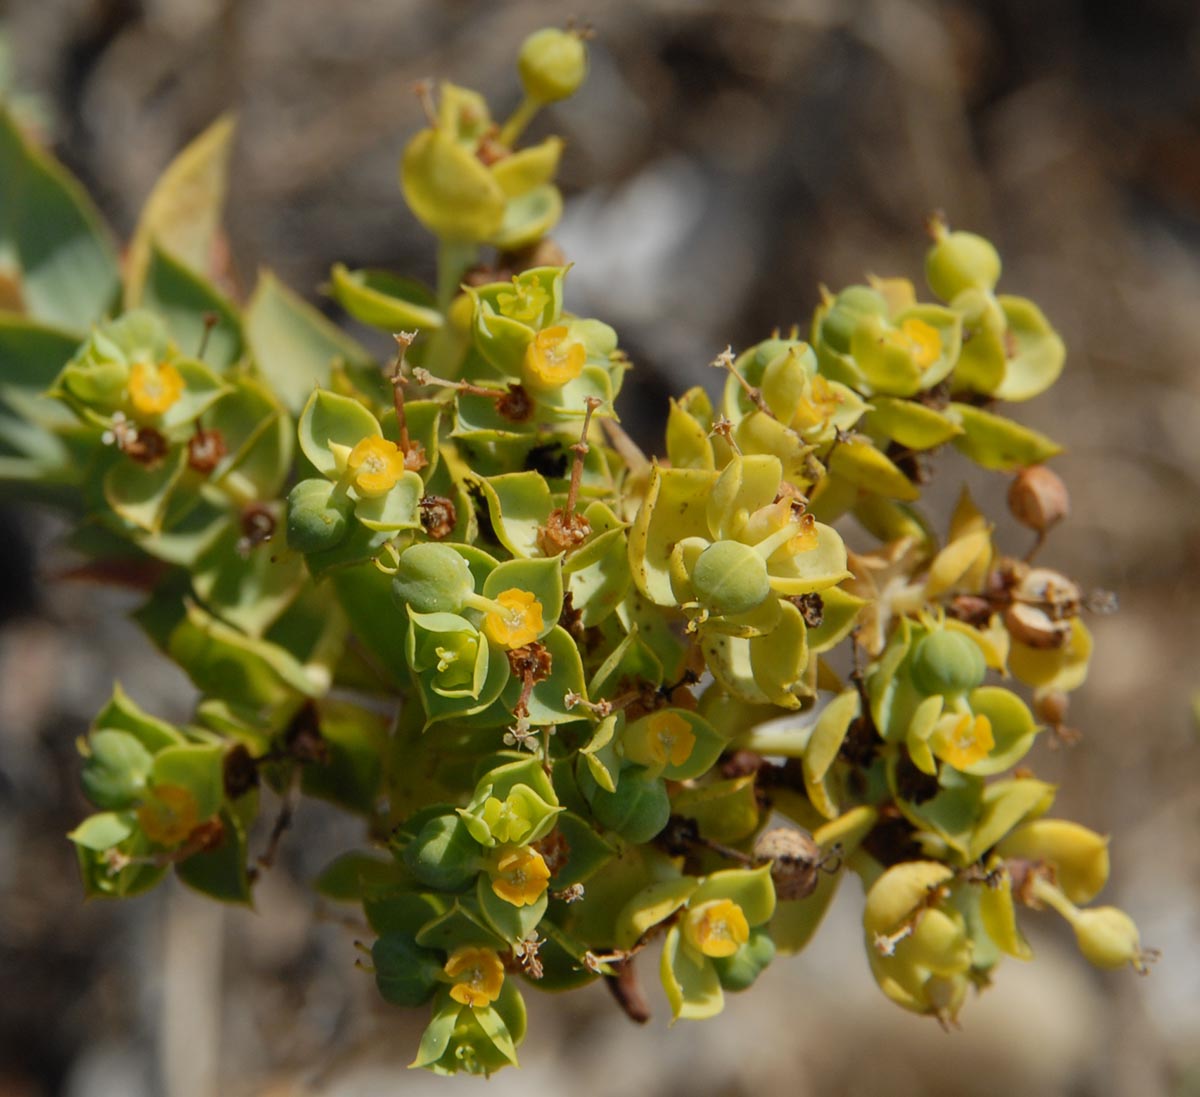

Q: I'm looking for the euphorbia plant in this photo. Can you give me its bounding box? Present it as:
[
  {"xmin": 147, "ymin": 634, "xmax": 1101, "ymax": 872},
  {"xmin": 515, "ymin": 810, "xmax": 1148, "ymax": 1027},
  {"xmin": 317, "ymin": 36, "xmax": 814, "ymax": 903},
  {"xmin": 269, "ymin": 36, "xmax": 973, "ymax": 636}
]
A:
[{"xmin": 0, "ymin": 25, "xmax": 1153, "ymax": 1076}]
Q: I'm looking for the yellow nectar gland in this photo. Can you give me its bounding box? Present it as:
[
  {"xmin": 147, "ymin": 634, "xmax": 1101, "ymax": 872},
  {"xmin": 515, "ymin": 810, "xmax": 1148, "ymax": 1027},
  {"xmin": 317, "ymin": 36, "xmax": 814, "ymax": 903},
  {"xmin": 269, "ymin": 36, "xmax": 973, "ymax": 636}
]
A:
[
  {"xmin": 644, "ymin": 710, "xmax": 696, "ymax": 767},
  {"xmin": 684, "ymin": 898, "xmax": 750, "ymax": 958},
  {"xmin": 932, "ymin": 712, "xmax": 994, "ymax": 770},
  {"xmin": 752, "ymin": 500, "xmax": 819, "ymax": 560},
  {"xmin": 444, "ymin": 946, "xmax": 505, "ymax": 1008},
  {"xmin": 792, "ymin": 374, "xmax": 842, "ymax": 430},
  {"xmin": 489, "ymin": 845, "xmax": 551, "ymax": 907},
  {"xmin": 497, "ymin": 277, "xmax": 550, "ymax": 324},
  {"xmin": 128, "ymin": 361, "xmax": 184, "ymax": 416},
  {"xmin": 137, "ymin": 784, "xmax": 199, "ymax": 846},
  {"xmin": 887, "ymin": 317, "xmax": 942, "ymax": 370},
  {"xmin": 524, "ymin": 325, "xmax": 585, "ymax": 388},
  {"xmin": 482, "ymin": 588, "xmax": 544, "ymax": 649},
  {"xmin": 346, "ymin": 435, "xmax": 407, "ymax": 497}
]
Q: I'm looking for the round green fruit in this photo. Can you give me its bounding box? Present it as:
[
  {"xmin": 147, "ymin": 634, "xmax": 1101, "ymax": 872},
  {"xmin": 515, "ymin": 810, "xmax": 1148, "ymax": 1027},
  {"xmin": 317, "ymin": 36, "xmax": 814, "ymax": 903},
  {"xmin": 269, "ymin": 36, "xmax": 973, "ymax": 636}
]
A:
[
  {"xmin": 925, "ymin": 229, "xmax": 1002, "ymax": 301},
  {"xmin": 586, "ymin": 767, "xmax": 670, "ymax": 844},
  {"xmin": 392, "ymin": 542, "xmax": 475, "ymax": 614},
  {"xmin": 518, "ymin": 28, "xmax": 588, "ymax": 104},
  {"xmin": 712, "ymin": 927, "xmax": 777, "ymax": 991},
  {"xmin": 402, "ymin": 813, "xmax": 480, "ymax": 891},
  {"xmin": 286, "ymin": 478, "xmax": 352, "ymax": 553},
  {"xmin": 691, "ymin": 540, "xmax": 771, "ymax": 616},
  {"xmin": 910, "ymin": 629, "xmax": 987, "ymax": 697}
]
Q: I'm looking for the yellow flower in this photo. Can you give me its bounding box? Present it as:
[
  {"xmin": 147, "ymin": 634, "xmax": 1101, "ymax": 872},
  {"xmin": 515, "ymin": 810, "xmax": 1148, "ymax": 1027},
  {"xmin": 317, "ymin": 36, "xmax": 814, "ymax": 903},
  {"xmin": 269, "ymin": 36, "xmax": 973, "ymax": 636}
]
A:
[
  {"xmin": 128, "ymin": 361, "xmax": 184, "ymax": 416},
  {"xmin": 523, "ymin": 325, "xmax": 585, "ymax": 388},
  {"xmin": 444, "ymin": 946, "xmax": 505, "ymax": 1008},
  {"xmin": 489, "ymin": 844, "xmax": 551, "ymax": 907},
  {"xmin": 745, "ymin": 500, "xmax": 819, "ymax": 560},
  {"xmin": 346, "ymin": 435, "xmax": 407, "ymax": 497},
  {"xmin": 886, "ymin": 317, "xmax": 942, "ymax": 370},
  {"xmin": 629, "ymin": 710, "xmax": 696, "ymax": 768},
  {"xmin": 792, "ymin": 374, "xmax": 842, "ymax": 430},
  {"xmin": 931, "ymin": 712, "xmax": 994, "ymax": 770},
  {"xmin": 137, "ymin": 784, "xmax": 199, "ymax": 846},
  {"xmin": 684, "ymin": 898, "xmax": 750, "ymax": 958},
  {"xmin": 482, "ymin": 588, "xmax": 543, "ymax": 648},
  {"xmin": 497, "ymin": 277, "xmax": 550, "ymax": 323}
]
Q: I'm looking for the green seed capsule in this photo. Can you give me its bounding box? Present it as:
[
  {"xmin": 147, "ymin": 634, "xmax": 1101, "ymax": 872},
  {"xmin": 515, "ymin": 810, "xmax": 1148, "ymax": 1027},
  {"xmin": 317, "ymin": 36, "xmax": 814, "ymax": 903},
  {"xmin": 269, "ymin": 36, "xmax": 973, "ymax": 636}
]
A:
[
  {"xmin": 1072, "ymin": 906, "xmax": 1144, "ymax": 970},
  {"xmin": 392, "ymin": 542, "xmax": 475, "ymax": 614},
  {"xmin": 910, "ymin": 629, "xmax": 986, "ymax": 697},
  {"xmin": 402, "ymin": 813, "xmax": 480, "ymax": 890},
  {"xmin": 691, "ymin": 540, "xmax": 771, "ymax": 616},
  {"xmin": 711, "ymin": 927, "xmax": 776, "ymax": 991},
  {"xmin": 820, "ymin": 286, "xmax": 889, "ymax": 354},
  {"xmin": 518, "ymin": 28, "xmax": 588, "ymax": 104},
  {"xmin": 925, "ymin": 229, "xmax": 1002, "ymax": 301},
  {"xmin": 286, "ymin": 478, "xmax": 352, "ymax": 553},
  {"xmin": 586, "ymin": 767, "xmax": 670, "ymax": 843},
  {"xmin": 372, "ymin": 934, "xmax": 442, "ymax": 1007}
]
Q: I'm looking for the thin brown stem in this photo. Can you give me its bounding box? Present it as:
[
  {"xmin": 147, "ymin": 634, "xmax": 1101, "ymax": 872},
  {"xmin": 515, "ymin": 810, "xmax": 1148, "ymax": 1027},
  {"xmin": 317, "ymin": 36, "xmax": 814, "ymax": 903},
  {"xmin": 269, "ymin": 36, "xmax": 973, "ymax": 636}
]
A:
[
  {"xmin": 565, "ymin": 397, "xmax": 601, "ymax": 522},
  {"xmin": 390, "ymin": 331, "xmax": 417, "ymax": 453},
  {"xmin": 602, "ymin": 957, "xmax": 652, "ymax": 1025}
]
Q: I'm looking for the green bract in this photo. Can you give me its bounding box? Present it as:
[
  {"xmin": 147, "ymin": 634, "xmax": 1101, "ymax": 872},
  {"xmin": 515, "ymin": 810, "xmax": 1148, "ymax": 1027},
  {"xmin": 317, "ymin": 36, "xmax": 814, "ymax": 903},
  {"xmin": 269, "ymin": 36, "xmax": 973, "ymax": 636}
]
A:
[{"xmin": 0, "ymin": 26, "xmax": 1147, "ymax": 1080}]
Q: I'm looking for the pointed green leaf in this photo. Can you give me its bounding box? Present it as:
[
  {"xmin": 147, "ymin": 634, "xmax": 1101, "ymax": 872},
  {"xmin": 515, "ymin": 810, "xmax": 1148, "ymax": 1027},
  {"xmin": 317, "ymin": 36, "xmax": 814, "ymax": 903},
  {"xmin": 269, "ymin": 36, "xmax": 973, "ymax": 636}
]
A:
[
  {"xmin": 245, "ymin": 271, "xmax": 375, "ymax": 414},
  {"xmin": 328, "ymin": 264, "xmax": 443, "ymax": 331},
  {"xmin": 141, "ymin": 244, "xmax": 243, "ymax": 369},
  {"xmin": 948, "ymin": 403, "xmax": 1062, "ymax": 471},
  {"xmin": 126, "ymin": 115, "xmax": 235, "ymax": 304},
  {"xmin": 0, "ymin": 108, "xmax": 119, "ymax": 330}
]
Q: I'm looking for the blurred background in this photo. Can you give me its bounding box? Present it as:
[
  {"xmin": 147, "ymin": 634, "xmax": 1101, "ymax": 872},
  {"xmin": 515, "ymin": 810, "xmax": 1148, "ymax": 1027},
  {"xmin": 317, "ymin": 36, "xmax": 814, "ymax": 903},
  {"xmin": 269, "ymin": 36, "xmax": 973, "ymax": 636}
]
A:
[{"xmin": 2, "ymin": 0, "xmax": 1199, "ymax": 1094}]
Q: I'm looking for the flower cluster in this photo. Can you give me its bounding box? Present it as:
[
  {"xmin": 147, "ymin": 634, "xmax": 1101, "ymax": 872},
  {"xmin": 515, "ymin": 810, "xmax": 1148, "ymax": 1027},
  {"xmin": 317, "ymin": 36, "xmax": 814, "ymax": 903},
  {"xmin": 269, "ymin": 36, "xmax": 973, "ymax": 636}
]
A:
[{"xmin": 0, "ymin": 24, "xmax": 1151, "ymax": 1079}]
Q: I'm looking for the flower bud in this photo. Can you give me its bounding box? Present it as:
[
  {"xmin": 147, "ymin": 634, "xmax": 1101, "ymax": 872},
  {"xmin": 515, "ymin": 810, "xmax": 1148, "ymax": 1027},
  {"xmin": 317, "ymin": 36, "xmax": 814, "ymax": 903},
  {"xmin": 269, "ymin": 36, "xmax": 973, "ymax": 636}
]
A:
[
  {"xmin": 518, "ymin": 28, "xmax": 588, "ymax": 104},
  {"xmin": 286, "ymin": 478, "xmax": 352, "ymax": 553},
  {"xmin": 1008, "ymin": 465, "xmax": 1069, "ymax": 534}
]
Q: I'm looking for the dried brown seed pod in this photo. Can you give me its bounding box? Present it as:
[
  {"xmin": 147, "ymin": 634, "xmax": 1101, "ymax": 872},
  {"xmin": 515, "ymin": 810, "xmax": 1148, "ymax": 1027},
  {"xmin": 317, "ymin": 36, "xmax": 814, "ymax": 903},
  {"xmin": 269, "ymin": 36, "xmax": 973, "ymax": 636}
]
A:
[
  {"xmin": 1008, "ymin": 465, "xmax": 1069, "ymax": 533},
  {"xmin": 418, "ymin": 494, "xmax": 457, "ymax": 540},
  {"xmin": 1015, "ymin": 567, "xmax": 1081, "ymax": 620},
  {"xmin": 187, "ymin": 427, "xmax": 227, "ymax": 474},
  {"xmin": 1004, "ymin": 602, "xmax": 1071, "ymax": 649},
  {"xmin": 753, "ymin": 826, "xmax": 823, "ymax": 901},
  {"xmin": 1034, "ymin": 689, "xmax": 1070, "ymax": 727}
]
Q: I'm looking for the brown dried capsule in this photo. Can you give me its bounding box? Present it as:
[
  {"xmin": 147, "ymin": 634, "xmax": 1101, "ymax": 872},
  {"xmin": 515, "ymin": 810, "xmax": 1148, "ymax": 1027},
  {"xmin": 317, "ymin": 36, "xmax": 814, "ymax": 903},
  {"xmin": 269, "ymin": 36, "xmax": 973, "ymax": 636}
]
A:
[
  {"xmin": 1004, "ymin": 602, "xmax": 1071, "ymax": 649},
  {"xmin": 753, "ymin": 826, "xmax": 823, "ymax": 901},
  {"xmin": 223, "ymin": 743, "xmax": 260, "ymax": 799},
  {"xmin": 495, "ymin": 383, "xmax": 535, "ymax": 423},
  {"xmin": 124, "ymin": 426, "xmax": 169, "ymax": 466},
  {"xmin": 1034, "ymin": 689, "xmax": 1070, "ymax": 727},
  {"xmin": 1015, "ymin": 567, "xmax": 1081, "ymax": 620},
  {"xmin": 1008, "ymin": 465, "xmax": 1069, "ymax": 534},
  {"xmin": 506, "ymin": 641, "xmax": 553, "ymax": 684},
  {"xmin": 418, "ymin": 494, "xmax": 457, "ymax": 540},
  {"xmin": 537, "ymin": 507, "xmax": 591, "ymax": 556},
  {"xmin": 187, "ymin": 426, "xmax": 227, "ymax": 474}
]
